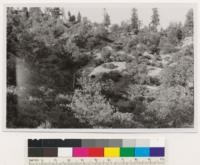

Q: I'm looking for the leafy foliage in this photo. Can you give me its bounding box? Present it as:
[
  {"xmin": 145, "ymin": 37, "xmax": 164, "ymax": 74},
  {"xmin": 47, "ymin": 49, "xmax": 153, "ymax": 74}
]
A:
[
  {"xmin": 147, "ymin": 86, "xmax": 193, "ymax": 128},
  {"xmin": 159, "ymin": 37, "xmax": 178, "ymax": 54},
  {"xmin": 71, "ymin": 78, "xmax": 136, "ymax": 128},
  {"xmin": 161, "ymin": 46, "xmax": 193, "ymax": 87}
]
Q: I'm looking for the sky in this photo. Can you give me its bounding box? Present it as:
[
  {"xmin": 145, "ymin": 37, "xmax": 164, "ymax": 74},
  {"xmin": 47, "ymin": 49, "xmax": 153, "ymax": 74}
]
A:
[{"xmin": 62, "ymin": 3, "xmax": 195, "ymax": 28}]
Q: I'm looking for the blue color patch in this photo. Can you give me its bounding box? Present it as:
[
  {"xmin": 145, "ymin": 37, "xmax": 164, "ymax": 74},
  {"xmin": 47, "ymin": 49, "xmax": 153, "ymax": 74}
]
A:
[{"xmin": 134, "ymin": 147, "xmax": 150, "ymax": 157}]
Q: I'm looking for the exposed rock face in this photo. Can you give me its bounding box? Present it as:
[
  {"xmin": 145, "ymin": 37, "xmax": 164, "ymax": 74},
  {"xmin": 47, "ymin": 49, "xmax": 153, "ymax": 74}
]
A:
[
  {"xmin": 160, "ymin": 37, "xmax": 193, "ymax": 66},
  {"xmin": 89, "ymin": 62, "xmax": 126, "ymax": 77},
  {"xmin": 143, "ymin": 51, "xmax": 153, "ymax": 57},
  {"xmin": 147, "ymin": 66, "xmax": 162, "ymax": 78},
  {"xmin": 160, "ymin": 53, "xmax": 173, "ymax": 66},
  {"xmin": 146, "ymin": 85, "xmax": 159, "ymax": 91},
  {"xmin": 103, "ymin": 45, "xmax": 113, "ymax": 51},
  {"xmin": 181, "ymin": 37, "xmax": 193, "ymax": 48},
  {"xmin": 95, "ymin": 52, "xmax": 102, "ymax": 59}
]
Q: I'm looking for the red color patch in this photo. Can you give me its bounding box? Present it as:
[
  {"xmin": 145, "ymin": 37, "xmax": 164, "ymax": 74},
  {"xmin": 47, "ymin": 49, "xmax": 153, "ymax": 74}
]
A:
[{"xmin": 88, "ymin": 148, "xmax": 104, "ymax": 157}]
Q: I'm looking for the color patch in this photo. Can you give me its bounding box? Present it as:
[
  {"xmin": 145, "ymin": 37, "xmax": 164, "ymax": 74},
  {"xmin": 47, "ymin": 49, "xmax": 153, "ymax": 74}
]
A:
[
  {"xmin": 81, "ymin": 139, "xmax": 96, "ymax": 147},
  {"xmin": 135, "ymin": 147, "xmax": 150, "ymax": 157},
  {"xmin": 28, "ymin": 139, "xmax": 43, "ymax": 147},
  {"xmin": 120, "ymin": 147, "xmax": 134, "ymax": 157},
  {"xmin": 28, "ymin": 139, "xmax": 82, "ymax": 147},
  {"xmin": 122, "ymin": 139, "xmax": 136, "ymax": 147},
  {"xmin": 150, "ymin": 147, "xmax": 165, "ymax": 157},
  {"xmin": 58, "ymin": 148, "xmax": 72, "ymax": 157},
  {"xmin": 73, "ymin": 147, "xmax": 89, "ymax": 157},
  {"xmin": 88, "ymin": 148, "xmax": 104, "ymax": 157},
  {"xmin": 150, "ymin": 139, "xmax": 165, "ymax": 147},
  {"xmin": 43, "ymin": 148, "xmax": 58, "ymax": 157},
  {"xmin": 104, "ymin": 147, "xmax": 120, "ymax": 157},
  {"xmin": 59, "ymin": 139, "xmax": 82, "ymax": 147},
  {"xmin": 135, "ymin": 139, "xmax": 149, "ymax": 147},
  {"xmin": 28, "ymin": 147, "xmax": 43, "ymax": 157},
  {"xmin": 42, "ymin": 139, "xmax": 62, "ymax": 147},
  {"xmin": 94, "ymin": 139, "xmax": 109, "ymax": 147},
  {"xmin": 108, "ymin": 139, "xmax": 122, "ymax": 147}
]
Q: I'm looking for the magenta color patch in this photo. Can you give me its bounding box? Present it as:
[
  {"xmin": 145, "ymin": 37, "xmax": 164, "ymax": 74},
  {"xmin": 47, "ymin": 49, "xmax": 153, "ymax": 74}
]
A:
[{"xmin": 73, "ymin": 147, "xmax": 89, "ymax": 157}]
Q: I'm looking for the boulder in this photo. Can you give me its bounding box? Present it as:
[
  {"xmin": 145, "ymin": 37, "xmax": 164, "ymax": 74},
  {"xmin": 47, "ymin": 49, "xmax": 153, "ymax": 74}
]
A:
[
  {"xmin": 143, "ymin": 51, "xmax": 154, "ymax": 59},
  {"xmin": 182, "ymin": 37, "xmax": 193, "ymax": 48},
  {"xmin": 89, "ymin": 62, "xmax": 126, "ymax": 77},
  {"xmin": 147, "ymin": 66, "xmax": 162, "ymax": 77}
]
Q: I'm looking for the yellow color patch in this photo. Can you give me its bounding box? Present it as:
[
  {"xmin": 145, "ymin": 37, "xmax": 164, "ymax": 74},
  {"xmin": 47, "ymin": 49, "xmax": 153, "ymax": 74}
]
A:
[{"xmin": 104, "ymin": 147, "xmax": 120, "ymax": 157}]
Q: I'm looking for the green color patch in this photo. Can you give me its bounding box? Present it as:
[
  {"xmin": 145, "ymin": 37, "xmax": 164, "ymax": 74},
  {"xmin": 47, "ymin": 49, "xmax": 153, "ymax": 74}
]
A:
[{"xmin": 120, "ymin": 147, "xmax": 134, "ymax": 157}]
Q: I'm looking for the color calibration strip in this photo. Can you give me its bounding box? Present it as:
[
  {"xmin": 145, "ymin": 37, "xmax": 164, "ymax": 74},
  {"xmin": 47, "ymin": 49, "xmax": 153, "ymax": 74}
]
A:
[{"xmin": 28, "ymin": 139, "xmax": 165, "ymax": 158}]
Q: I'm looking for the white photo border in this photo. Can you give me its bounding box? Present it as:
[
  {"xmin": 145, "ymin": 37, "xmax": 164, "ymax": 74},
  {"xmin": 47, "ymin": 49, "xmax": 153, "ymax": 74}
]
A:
[{"xmin": 1, "ymin": 0, "xmax": 198, "ymax": 133}]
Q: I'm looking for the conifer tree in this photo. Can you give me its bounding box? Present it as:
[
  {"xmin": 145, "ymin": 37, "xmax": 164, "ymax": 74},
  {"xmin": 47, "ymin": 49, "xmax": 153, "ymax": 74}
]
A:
[
  {"xmin": 103, "ymin": 8, "xmax": 111, "ymax": 27},
  {"xmin": 150, "ymin": 8, "xmax": 160, "ymax": 32},
  {"xmin": 131, "ymin": 8, "xmax": 139, "ymax": 34},
  {"xmin": 77, "ymin": 12, "xmax": 82, "ymax": 22},
  {"xmin": 184, "ymin": 9, "xmax": 193, "ymax": 36}
]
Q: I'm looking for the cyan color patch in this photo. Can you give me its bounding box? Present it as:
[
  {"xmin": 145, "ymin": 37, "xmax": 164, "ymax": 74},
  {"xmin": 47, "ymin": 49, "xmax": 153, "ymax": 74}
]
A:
[{"xmin": 134, "ymin": 147, "xmax": 150, "ymax": 157}]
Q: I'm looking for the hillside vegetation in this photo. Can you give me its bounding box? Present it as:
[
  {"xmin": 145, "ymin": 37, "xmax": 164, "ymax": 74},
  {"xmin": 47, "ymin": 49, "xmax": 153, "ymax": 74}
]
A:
[{"xmin": 7, "ymin": 7, "xmax": 194, "ymax": 128}]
